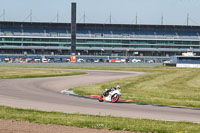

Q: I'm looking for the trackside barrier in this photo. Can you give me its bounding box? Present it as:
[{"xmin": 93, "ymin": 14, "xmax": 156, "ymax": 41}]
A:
[{"xmin": 176, "ymin": 63, "xmax": 200, "ymax": 68}]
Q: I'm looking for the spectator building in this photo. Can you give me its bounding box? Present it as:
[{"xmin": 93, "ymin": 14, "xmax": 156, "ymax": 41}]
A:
[{"xmin": 0, "ymin": 21, "xmax": 200, "ymax": 57}]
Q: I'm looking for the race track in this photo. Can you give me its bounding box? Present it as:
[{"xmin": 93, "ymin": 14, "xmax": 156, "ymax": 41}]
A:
[{"xmin": 0, "ymin": 69, "xmax": 200, "ymax": 123}]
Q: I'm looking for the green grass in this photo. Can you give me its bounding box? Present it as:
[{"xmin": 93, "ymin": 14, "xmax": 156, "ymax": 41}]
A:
[
  {"xmin": 68, "ymin": 67, "xmax": 200, "ymax": 108},
  {"xmin": 1, "ymin": 66, "xmax": 200, "ymax": 108},
  {"xmin": 0, "ymin": 105, "xmax": 200, "ymax": 133},
  {"xmin": 1, "ymin": 66, "xmax": 200, "ymax": 132},
  {"xmin": 0, "ymin": 67, "xmax": 86, "ymax": 79}
]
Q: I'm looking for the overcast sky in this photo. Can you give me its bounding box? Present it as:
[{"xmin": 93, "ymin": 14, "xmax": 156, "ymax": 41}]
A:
[{"xmin": 0, "ymin": 0, "xmax": 200, "ymax": 25}]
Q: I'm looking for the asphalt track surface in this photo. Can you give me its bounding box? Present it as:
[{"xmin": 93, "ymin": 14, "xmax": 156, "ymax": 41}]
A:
[{"xmin": 0, "ymin": 69, "xmax": 200, "ymax": 123}]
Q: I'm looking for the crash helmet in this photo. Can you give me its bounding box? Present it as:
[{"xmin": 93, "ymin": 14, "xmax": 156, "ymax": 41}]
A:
[{"xmin": 116, "ymin": 85, "xmax": 120, "ymax": 89}]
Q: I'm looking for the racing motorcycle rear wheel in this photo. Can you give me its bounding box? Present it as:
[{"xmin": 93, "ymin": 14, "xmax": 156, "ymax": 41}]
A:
[{"xmin": 111, "ymin": 94, "xmax": 119, "ymax": 103}]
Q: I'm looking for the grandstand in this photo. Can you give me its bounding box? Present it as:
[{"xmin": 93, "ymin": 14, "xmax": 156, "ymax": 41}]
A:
[{"xmin": 0, "ymin": 21, "xmax": 200, "ymax": 56}]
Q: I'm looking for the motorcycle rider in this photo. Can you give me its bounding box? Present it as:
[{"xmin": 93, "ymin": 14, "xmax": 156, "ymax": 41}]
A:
[{"xmin": 103, "ymin": 85, "xmax": 121, "ymax": 96}]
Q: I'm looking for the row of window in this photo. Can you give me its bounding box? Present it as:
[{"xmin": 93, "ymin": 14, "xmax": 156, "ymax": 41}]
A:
[
  {"xmin": 0, "ymin": 38, "xmax": 70, "ymax": 43},
  {"xmin": 0, "ymin": 37, "xmax": 200, "ymax": 45},
  {"xmin": 0, "ymin": 43, "xmax": 200, "ymax": 49}
]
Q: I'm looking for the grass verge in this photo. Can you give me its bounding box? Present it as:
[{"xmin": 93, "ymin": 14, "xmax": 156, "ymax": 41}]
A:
[
  {"xmin": 0, "ymin": 67, "xmax": 85, "ymax": 79},
  {"xmin": 67, "ymin": 67, "xmax": 200, "ymax": 108},
  {"xmin": 0, "ymin": 105, "xmax": 200, "ymax": 133},
  {"xmin": 1, "ymin": 66, "xmax": 200, "ymax": 108},
  {"xmin": 2, "ymin": 66, "xmax": 200, "ymax": 108}
]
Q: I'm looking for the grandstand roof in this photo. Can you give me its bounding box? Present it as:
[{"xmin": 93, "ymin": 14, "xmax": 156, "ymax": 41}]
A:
[{"xmin": 0, "ymin": 21, "xmax": 200, "ymax": 32}]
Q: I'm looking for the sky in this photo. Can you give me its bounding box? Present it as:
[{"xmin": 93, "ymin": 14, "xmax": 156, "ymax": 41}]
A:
[{"xmin": 0, "ymin": 0, "xmax": 200, "ymax": 25}]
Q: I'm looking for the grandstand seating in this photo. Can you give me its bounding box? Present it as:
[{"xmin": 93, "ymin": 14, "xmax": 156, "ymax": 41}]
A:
[
  {"xmin": 0, "ymin": 22, "xmax": 200, "ymax": 57},
  {"xmin": 0, "ymin": 22, "xmax": 200, "ymax": 41},
  {"xmin": 1, "ymin": 27, "xmax": 199, "ymax": 40}
]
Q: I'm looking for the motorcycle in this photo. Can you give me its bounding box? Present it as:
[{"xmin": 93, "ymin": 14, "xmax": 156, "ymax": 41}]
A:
[{"xmin": 98, "ymin": 88, "xmax": 122, "ymax": 103}]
